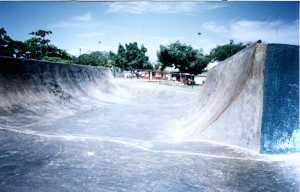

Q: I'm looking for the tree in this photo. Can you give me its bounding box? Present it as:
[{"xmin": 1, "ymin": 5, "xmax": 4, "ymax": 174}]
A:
[
  {"xmin": 108, "ymin": 51, "xmax": 117, "ymax": 67},
  {"xmin": 24, "ymin": 30, "xmax": 51, "ymax": 59},
  {"xmin": 24, "ymin": 29, "xmax": 71, "ymax": 61},
  {"xmin": 29, "ymin": 30, "xmax": 52, "ymax": 40},
  {"xmin": 111, "ymin": 42, "xmax": 150, "ymax": 70},
  {"xmin": 0, "ymin": 27, "xmax": 14, "ymax": 56},
  {"xmin": 209, "ymin": 40, "xmax": 247, "ymax": 62},
  {"xmin": 190, "ymin": 53, "xmax": 210, "ymax": 75},
  {"xmin": 125, "ymin": 42, "xmax": 150, "ymax": 70},
  {"xmin": 157, "ymin": 41, "xmax": 209, "ymax": 75},
  {"xmin": 0, "ymin": 27, "xmax": 26, "ymax": 57},
  {"xmin": 115, "ymin": 44, "xmax": 128, "ymax": 69},
  {"xmin": 77, "ymin": 51, "xmax": 112, "ymax": 67},
  {"xmin": 153, "ymin": 62, "xmax": 163, "ymax": 71},
  {"xmin": 0, "ymin": 27, "xmax": 71, "ymax": 63}
]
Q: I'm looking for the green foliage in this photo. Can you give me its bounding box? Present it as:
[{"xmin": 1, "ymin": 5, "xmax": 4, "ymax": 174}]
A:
[
  {"xmin": 0, "ymin": 27, "xmax": 14, "ymax": 56},
  {"xmin": 157, "ymin": 41, "xmax": 209, "ymax": 75},
  {"xmin": 76, "ymin": 51, "xmax": 113, "ymax": 67},
  {"xmin": 29, "ymin": 30, "xmax": 52, "ymax": 39},
  {"xmin": 153, "ymin": 62, "xmax": 162, "ymax": 71},
  {"xmin": 115, "ymin": 44, "xmax": 127, "ymax": 69},
  {"xmin": 0, "ymin": 27, "xmax": 71, "ymax": 61},
  {"xmin": 24, "ymin": 30, "xmax": 71, "ymax": 60},
  {"xmin": 209, "ymin": 40, "xmax": 247, "ymax": 62},
  {"xmin": 142, "ymin": 62, "xmax": 154, "ymax": 70},
  {"xmin": 0, "ymin": 27, "xmax": 151, "ymax": 70},
  {"xmin": 0, "ymin": 27, "xmax": 26, "ymax": 57},
  {"xmin": 1, "ymin": 27, "xmax": 248, "ymax": 73},
  {"xmin": 112, "ymin": 42, "xmax": 151, "ymax": 70}
]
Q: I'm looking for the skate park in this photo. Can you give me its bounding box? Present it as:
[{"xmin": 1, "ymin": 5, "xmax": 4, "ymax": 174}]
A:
[
  {"xmin": 0, "ymin": 43, "xmax": 299, "ymax": 191},
  {"xmin": 1, "ymin": 1, "xmax": 300, "ymax": 191}
]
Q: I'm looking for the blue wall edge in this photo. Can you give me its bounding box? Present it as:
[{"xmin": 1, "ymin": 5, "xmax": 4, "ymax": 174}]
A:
[{"xmin": 261, "ymin": 44, "xmax": 299, "ymax": 154}]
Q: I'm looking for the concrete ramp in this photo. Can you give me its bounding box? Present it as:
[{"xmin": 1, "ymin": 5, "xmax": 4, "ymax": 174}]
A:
[
  {"xmin": 0, "ymin": 57, "xmax": 115, "ymax": 129},
  {"xmin": 0, "ymin": 57, "xmax": 112, "ymax": 108},
  {"xmin": 180, "ymin": 43, "xmax": 299, "ymax": 153},
  {"xmin": 1, "ymin": 44, "xmax": 300, "ymax": 191},
  {"xmin": 0, "ymin": 43, "xmax": 298, "ymax": 154}
]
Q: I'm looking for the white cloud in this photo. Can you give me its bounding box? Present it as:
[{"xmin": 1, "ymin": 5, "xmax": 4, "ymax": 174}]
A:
[
  {"xmin": 106, "ymin": 2, "xmax": 225, "ymax": 14},
  {"xmin": 76, "ymin": 32, "xmax": 104, "ymax": 39},
  {"xmin": 50, "ymin": 12, "xmax": 94, "ymax": 29},
  {"xmin": 72, "ymin": 12, "xmax": 92, "ymax": 22},
  {"xmin": 151, "ymin": 36, "xmax": 185, "ymax": 44},
  {"xmin": 202, "ymin": 20, "xmax": 299, "ymax": 45},
  {"xmin": 148, "ymin": 20, "xmax": 299, "ymax": 62},
  {"xmin": 202, "ymin": 22, "xmax": 227, "ymax": 33},
  {"xmin": 51, "ymin": 21, "xmax": 81, "ymax": 28}
]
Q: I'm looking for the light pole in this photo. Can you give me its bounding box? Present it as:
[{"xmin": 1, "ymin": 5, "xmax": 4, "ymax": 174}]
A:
[
  {"xmin": 98, "ymin": 41, "xmax": 102, "ymax": 51},
  {"xmin": 197, "ymin": 32, "xmax": 202, "ymax": 47},
  {"xmin": 229, "ymin": 39, "xmax": 233, "ymax": 56}
]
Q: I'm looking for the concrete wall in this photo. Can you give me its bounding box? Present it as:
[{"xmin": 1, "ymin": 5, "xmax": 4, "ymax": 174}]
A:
[
  {"xmin": 0, "ymin": 56, "xmax": 111, "ymax": 108},
  {"xmin": 194, "ymin": 44, "xmax": 265, "ymax": 151},
  {"xmin": 0, "ymin": 57, "xmax": 113, "ymax": 128},
  {"xmin": 184, "ymin": 43, "xmax": 299, "ymax": 153}
]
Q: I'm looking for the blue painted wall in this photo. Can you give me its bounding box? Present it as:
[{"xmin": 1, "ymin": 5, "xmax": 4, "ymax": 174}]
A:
[{"xmin": 261, "ymin": 44, "xmax": 299, "ymax": 153}]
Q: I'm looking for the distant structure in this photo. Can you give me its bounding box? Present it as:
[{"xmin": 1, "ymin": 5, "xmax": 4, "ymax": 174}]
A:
[
  {"xmin": 143, "ymin": 67, "xmax": 196, "ymax": 85},
  {"xmin": 194, "ymin": 72, "xmax": 208, "ymax": 85}
]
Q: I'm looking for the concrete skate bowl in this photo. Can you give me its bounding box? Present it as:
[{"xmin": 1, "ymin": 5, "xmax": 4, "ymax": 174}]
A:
[
  {"xmin": 0, "ymin": 43, "xmax": 298, "ymax": 153},
  {"xmin": 170, "ymin": 43, "xmax": 299, "ymax": 154},
  {"xmin": 0, "ymin": 44, "xmax": 299, "ymax": 192},
  {"xmin": 0, "ymin": 57, "xmax": 115, "ymax": 129},
  {"xmin": 0, "ymin": 56, "xmax": 199, "ymax": 140}
]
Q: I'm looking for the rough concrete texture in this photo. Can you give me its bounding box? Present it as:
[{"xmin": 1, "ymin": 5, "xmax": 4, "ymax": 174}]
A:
[
  {"xmin": 0, "ymin": 43, "xmax": 298, "ymax": 155},
  {"xmin": 0, "ymin": 57, "xmax": 111, "ymax": 108},
  {"xmin": 180, "ymin": 44, "xmax": 265, "ymax": 152},
  {"xmin": 0, "ymin": 46, "xmax": 299, "ymax": 191},
  {"xmin": 0, "ymin": 57, "xmax": 115, "ymax": 128},
  {"xmin": 178, "ymin": 43, "xmax": 299, "ymax": 153},
  {"xmin": 261, "ymin": 44, "xmax": 299, "ymax": 153}
]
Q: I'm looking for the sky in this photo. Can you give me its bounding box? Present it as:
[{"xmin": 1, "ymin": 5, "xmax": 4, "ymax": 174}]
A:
[{"xmin": 0, "ymin": 1, "xmax": 299, "ymax": 62}]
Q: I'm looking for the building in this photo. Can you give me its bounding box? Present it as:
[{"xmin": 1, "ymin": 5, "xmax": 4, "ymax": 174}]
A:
[{"xmin": 194, "ymin": 72, "xmax": 208, "ymax": 85}]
